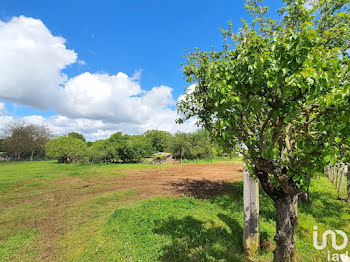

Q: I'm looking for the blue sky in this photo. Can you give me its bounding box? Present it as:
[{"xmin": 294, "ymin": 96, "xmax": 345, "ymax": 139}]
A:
[{"xmin": 0, "ymin": 0, "xmax": 282, "ymax": 140}]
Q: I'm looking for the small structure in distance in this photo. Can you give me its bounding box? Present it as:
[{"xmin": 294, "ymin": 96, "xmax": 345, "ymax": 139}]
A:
[{"xmin": 144, "ymin": 152, "xmax": 174, "ymax": 164}]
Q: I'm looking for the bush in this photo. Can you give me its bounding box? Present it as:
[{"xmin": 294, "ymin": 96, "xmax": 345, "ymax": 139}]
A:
[{"xmin": 46, "ymin": 136, "xmax": 88, "ymax": 163}]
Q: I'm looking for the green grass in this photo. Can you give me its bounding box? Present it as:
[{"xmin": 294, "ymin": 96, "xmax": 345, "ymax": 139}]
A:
[
  {"xmin": 0, "ymin": 188, "xmax": 138, "ymax": 262},
  {"xmin": 179, "ymin": 157, "xmax": 242, "ymax": 165},
  {"xmin": 61, "ymin": 178, "xmax": 350, "ymax": 262},
  {"xmin": 0, "ymin": 230, "xmax": 38, "ymax": 261},
  {"xmin": 1, "ymin": 161, "xmax": 349, "ymax": 261},
  {"xmin": 0, "ymin": 160, "xmax": 167, "ymax": 261},
  {"xmin": 325, "ymin": 172, "xmax": 348, "ymax": 200},
  {"xmin": 0, "ymin": 160, "xmax": 170, "ymax": 193}
]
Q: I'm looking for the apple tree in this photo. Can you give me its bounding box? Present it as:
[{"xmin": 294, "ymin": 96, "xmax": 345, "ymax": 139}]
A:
[{"xmin": 177, "ymin": 0, "xmax": 350, "ymax": 261}]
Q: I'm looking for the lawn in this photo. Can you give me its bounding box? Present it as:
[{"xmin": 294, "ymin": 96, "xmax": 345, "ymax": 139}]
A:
[{"xmin": 0, "ymin": 160, "xmax": 349, "ymax": 261}]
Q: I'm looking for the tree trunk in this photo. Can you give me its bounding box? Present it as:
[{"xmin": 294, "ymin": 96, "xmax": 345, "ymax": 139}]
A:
[
  {"xmin": 254, "ymin": 159, "xmax": 299, "ymax": 262},
  {"xmin": 30, "ymin": 151, "xmax": 34, "ymax": 161},
  {"xmin": 298, "ymin": 184, "xmax": 311, "ymax": 205},
  {"xmin": 273, "ymin": 194, "xmax": 298, "ymax": 262}
]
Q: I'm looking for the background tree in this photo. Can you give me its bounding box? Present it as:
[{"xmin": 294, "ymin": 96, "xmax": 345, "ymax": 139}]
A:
[
  {"xmin": 144, "ymin": 130, "xmax": 172, "ymax": 153},
  {"xmin": 189, "ymin": 129, "xmax": 215, "ymax": 159},
  {"xmin": 321, "ymin": 64, "xmax": 350, "ymax": 199},
  {"xmin": 167, "ymin": 132, "xmax": 192, "ymax": 160},
  {"xmin": 177, "ymin": 0, "xmax": 350, "ymax": 261},
  {"xmin": 118, "ymin": 134, "xmax": 152, "ymax": 163},
  {"xmin": 88, "ymin": 139, "xmax": 115, "ymax": 163},
  {"xmin": 2, "ymin": 121, "xmax": 29, "ymax": 160},
  {"xmin": 104, "ymin": 132, "xmax": 152, "ymax": 163},
  {"xmin": 0, "ymin": 138, "xmax": 4, "ymax": 152},
  {"xmin": 26, "ymin": 124, "xmax": 51, "ymax": 160},
  {"xmin": 108, "ymin": 132, "xmax": 130, "ymax": 161},
  {"xmin": 2, "ymin": 121, "xmax": 51, "ymax": 160},
  {"xmin": 167, "ymin": 130, "xmax": 219, "ymax": 160},
  {"xmin": 46, "ymin": 136, "xmax": 88, "ymax": 163},
  {"xmin": 68, "ymin": 132, "xmax": 86, "ymax": 142}
]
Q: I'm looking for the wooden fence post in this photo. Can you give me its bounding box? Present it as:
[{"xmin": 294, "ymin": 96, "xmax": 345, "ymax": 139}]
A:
[
  {"xmin": 335, "ymin": 165, "xmax": 338, "ymax": 185},
  {"xmin": 325, "ymin": 164, "xmax": 350, "ymax": 201},
  {"xmin": 337, "ymin": 165, "xmax": 345, "ymax": 199},
  {"xmin": 243, "ymin": 164, "xmax": 259, "ymax": 256},
  {"xmin": 345, "ymin": 165, "xmax": 350, "ymax": 201}
]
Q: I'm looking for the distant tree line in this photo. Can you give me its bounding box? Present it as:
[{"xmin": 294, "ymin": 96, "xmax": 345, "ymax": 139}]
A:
[
  {"xmin": 46, "ymin": 129, "xmax": 229, "ymax": 164},
  {"xmin": 0, "ymin": 121, "xmax": 233, "ymax": 163}
]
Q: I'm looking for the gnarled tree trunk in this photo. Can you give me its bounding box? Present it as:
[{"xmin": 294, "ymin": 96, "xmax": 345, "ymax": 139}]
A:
[
  {"xmin": 273, "ymin": 194, "xmax": 298, "ymax": 262},
  {"xmin": 255, "ymin": 159, "xmax": 299, "ymax": 262}
]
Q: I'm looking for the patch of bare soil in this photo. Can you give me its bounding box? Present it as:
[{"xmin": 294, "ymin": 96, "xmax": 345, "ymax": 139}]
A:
[
  {"xmin": 16, "ymin": 163, "xmax": 243, "ymax": 261},
  {"xmin": 44, "ymin": 163, "xmax": 243, "ymax": 202},
  {"xmin": 119, "ymin": 163, "xmax": 243, "ymax": 198}
]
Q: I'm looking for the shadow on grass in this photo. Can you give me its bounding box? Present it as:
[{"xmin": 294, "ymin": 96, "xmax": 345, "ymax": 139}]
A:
[
  {"xmin": 105, "ymin": 176, "xmax": 349, "ymax": 261},
  {"xmin": 170, "ymin": 179, "xmax": 275, "ymax": 221},
  {"xmin": 153, "ymin": 180, "xmax": 275, "ymax": 261},
  {"xmin": 170, "ymin": 179, "xmax": 243, "ymax": 199},
  {"xmin": 154, "ymin": 215, "xmax": 244, "ymax": 262},
  {"xmin": 299, "ymin": 182, "xmax": 350, "ymax": 229}
]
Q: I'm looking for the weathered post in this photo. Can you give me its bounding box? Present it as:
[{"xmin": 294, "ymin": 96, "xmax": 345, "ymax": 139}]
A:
[
  {"xmin": 325, "ymin": 166, "xmax": 330, "ymax": 178},
  {"xmin": 335, "ymin": 164, "xmax": 340, "ymax": 187},
  {"xmin": 337, "ymin": 165, "xmax": 345, "ymax": 199},
  {"xmin": 243, "ymin": 164, "xmax": 259, "ymax": 256},
  {"xmin": 345, "ymin": 165, "xmax": 350, "ymax": 201}
]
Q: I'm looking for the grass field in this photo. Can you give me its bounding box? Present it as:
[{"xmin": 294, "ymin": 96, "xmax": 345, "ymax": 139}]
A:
[{"xmin": 0, "ymin": 160, "xmax": 349, "ymax": 261}]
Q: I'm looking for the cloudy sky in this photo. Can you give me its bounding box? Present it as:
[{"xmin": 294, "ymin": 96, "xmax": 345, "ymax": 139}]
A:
[{"xmin": 0, "ymin": 0, "xmax": 280, "ymax": 141}]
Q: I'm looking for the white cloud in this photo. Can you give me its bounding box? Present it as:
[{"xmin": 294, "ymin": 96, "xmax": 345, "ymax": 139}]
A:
[
  {"xmin": 0, "ymin": 114, "xmax": 197, "ymax": 141},
  {"xmin": 0, "ymin": 16, "xmax": 77, "ymax": 109},
  {"xmin": 0, "ymin": 103, "xmax": 6, "ymax": 116},
  {"xmin": 77, "ymin": 60, "xmax": 86, "ymax": 65},
  {"xmin": 177, "ymin": 84, "xmax": 196, "ymax": 103},
  {"xmin": 0, "ymin": 116, "xmax": 13, "ymax": 136},
  {"xmin": 0, "ymin": 16, "xmax": 197, "ymax": 139},
  {"xmin": 53, "ymin": 71, "xmax": 176, "ymax": 123}
]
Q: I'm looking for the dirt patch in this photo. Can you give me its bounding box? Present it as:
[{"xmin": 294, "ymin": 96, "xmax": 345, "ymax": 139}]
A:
[
  {"xmin": 4, "ymin": 163, "xmax": 243, "ymax": 261},
  {"xmin": 38, "ymin": 163, "xmax": 243, "ymax": 205},
  {"xmin": 118, "ymin": 163, "xmax": 243, "ymax": 198}
]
